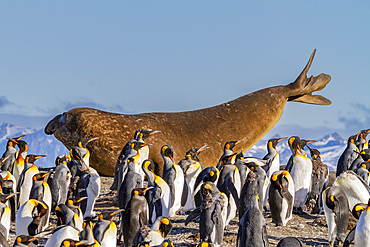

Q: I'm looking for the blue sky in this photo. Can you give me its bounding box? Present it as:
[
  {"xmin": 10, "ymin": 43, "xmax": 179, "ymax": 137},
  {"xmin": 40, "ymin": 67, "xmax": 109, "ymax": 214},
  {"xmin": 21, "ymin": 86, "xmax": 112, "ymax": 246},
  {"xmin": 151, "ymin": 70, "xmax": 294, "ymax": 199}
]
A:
[{"xmin": 1, "ymin": 1, "xmax": 369, "ymax": 138}]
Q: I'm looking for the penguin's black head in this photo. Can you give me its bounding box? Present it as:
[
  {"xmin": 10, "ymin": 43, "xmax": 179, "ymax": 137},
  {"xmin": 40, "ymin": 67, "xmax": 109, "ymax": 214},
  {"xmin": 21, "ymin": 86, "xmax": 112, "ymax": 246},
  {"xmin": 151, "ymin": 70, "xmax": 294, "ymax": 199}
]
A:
[
  {"xmin": 132, "ymin": 141, "xmax": 150, "ymax": 151},
  {"xmin": 142, "ymin": 159, "xmax": 155, "ymax": 173},
  {"xmin": 77, "ymin": 137, "xmax": 99, "ymax": 149},
  {"xmin": 288, "ymin": 136, "xmax": 301, "ymax": 153},
  {"xmin": 207, "ymin": 166, "xmax": 219, "ymax": 182},
  {"xmin": 61, "ymin": 239, "xmax": 86, "ymax": 247},
  {"xmin": 348, "ymin": 134, "xmax": 358, "ymax": 144},
  {"xmin": 220, "ymin": 153, "xmax": 237, "ymax": 165},
  {"xmin": 271, "ymin": 171, "xmax": 290, "ymax": 189},
  {"xmin": 158, "ymin": 217, "xmax": 172, "ymax": 237},
  {"xmin": 0, "ymin": 193, "xmax": 15, "ymax": 204},
  {"xmin": 224, "ymin": 140, "xmax": 243, "ymax": 151},
  {"xmin": 135, "ymin": 129, "xmax": 161, "ymax": 142},
  {"xmin": 67, "ymin": 197, "xmax": 87, "ymax": 208},
  {"xmin": 132, "ymin": 187, "xmax": 151, "ymax": 197},
  {"xmin": 325, "ymin": 187, "xmax": 336, "ymax": 210},
  {"xmin": 55, "ymin": 154, "xmax": 70, "ymax": 166},
  {"xmin": 33, "ymin": 172, "xmax": 49, "ymax": 182},
  {"xmin": 359, "ymin": 129, "xmax": 370, "ymax": 140},
  {"xmin": 16, "ymin": 140, "xmax": 28, "ymax": 153},
  {"xmin": 161, "ymin": 240, "xmax": 174, "ymax": 247},
  {"xmin": 300, "ymin": 139, "xmax": 317, "ymax": 150},
  {"xmin": 246, "ymin": 162, "xmax": 260, "ymax": 172},
  {"xmin": 15, "ymin": 235, "xmax": 38, "ymax": 246},
  {"xmin": 99, "ymin": 209, "xmax": 123, "ymax": 221},
  {"xmin": 200, "ymin": 183, "xmax": 215, "ymax": 197},
  {"xmin": 352, "ymin": 203, "xmax": 367, "ymax": 220},
  {"xmin": 268, "ymin": 137, "xmax": 287, "ymax": 149},
  {"xmin": 307, "ymin": 146, "xmax": 321, "ymax": 160},
  {"xmin": 161, "ymin": 145, "xmax": 174, "ymax": 161},
  {"xmin": 25, "ymin": 154, "xmax": 46, "ymax": 164},
  {"xmin": 357, "ymin": 149, "xmax": 370, "ymax": 161}
]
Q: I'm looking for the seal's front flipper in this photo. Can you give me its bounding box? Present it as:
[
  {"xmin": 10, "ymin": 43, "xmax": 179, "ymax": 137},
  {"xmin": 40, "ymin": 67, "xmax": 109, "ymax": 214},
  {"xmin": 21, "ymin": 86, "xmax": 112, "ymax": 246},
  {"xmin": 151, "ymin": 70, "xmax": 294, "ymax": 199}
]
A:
[{"xmin": 287, "ymin": 49, "xmax": 331, "ymax": 105}]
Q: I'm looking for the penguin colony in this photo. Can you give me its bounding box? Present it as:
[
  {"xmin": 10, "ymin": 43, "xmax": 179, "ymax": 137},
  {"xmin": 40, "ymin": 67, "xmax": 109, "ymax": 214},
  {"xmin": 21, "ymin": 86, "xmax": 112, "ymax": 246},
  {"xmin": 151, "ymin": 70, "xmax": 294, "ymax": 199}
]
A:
[{"xmin": 2, "ymin": 129, "xmax": 370, "ymax": 246}]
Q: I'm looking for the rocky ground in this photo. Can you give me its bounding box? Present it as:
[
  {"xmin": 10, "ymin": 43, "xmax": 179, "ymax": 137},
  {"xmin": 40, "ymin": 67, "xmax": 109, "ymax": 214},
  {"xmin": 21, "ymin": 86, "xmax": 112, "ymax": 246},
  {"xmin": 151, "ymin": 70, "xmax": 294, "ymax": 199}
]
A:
[{"xmin": 7, "ymin": 175, "xmax": 355, "ymax": 246}]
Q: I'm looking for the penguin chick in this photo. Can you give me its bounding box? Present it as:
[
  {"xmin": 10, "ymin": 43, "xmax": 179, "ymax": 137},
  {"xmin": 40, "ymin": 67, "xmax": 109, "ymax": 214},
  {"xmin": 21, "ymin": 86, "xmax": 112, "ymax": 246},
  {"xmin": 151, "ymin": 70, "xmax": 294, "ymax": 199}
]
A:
[
  {"xmin": 185, "ymin": 187, "xmax": 224, "ymax": 246},
  {"xmin": 323, "ymin": 186, "xmax": 349, "ymax": 247},
  {"xmin": 237, "ymin": 194, "xmax": 269, "ymax": 247},
  {"xmin": 305, "ymin": 146, "xmax": 329, "ymax": 214},
  {"xmin": 269, "ymin": 171, "xmax": 294, "ymax": 226}
]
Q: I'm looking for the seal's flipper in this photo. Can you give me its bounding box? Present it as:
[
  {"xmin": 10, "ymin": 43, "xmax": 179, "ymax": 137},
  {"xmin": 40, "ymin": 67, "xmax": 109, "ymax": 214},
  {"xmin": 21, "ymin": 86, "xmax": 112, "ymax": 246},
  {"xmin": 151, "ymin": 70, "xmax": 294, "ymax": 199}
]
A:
[{"xmin": 287, "ymin": 49, "xmax": 331, "ymax": 105}]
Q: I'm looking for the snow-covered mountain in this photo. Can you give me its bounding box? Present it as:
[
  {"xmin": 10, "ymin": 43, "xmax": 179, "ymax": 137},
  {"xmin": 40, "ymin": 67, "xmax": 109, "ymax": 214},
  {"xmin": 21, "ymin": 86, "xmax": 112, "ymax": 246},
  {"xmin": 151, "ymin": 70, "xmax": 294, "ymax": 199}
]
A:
[
  {"xmin": 0, "ymin": 123, "xmax": 68, "ymax": 168},
  {"xmin": 244, "ymin": 132, "xmax": 347, "ymax": 171}
]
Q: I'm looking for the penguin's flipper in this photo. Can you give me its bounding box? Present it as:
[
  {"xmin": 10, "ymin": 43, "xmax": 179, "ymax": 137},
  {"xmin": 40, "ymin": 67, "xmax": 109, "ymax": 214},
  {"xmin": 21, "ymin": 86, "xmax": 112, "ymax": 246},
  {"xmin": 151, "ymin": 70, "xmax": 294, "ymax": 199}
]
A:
[
  {"xmin": 262, "ymin": 224, "xmax": 269, "ymax": 247},
  {"xmin": 285, "ymin": 156, "xmax": 293, "ymax": 173},
  {"xmin": 343, "ymin": 226, "xmax": 356, "ymax": 247},
  {"xmin": 0, "ymin": 228, "xmax": 9, "ymax": 247},
  {"xmin": 185, "ymin": 207, "xmax": 201, "ymax": 226},
  {"xmin": 181, "ymin": 180, "xmax": 188, "ymax": 207},
  {"xmin": 226, "ymin": 174, "xmax": 239, "ymax": 206}
]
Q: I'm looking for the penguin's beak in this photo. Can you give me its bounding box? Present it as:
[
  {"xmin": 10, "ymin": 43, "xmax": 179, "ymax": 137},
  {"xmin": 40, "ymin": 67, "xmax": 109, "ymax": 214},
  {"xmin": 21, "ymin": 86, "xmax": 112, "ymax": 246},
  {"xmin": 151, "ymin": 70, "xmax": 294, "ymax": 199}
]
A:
[
  {"xmin": 110, "ymin": 209, "xmax": 125, "ymax": 216},
  {"xmin": 35, "ymin": 155, "xmax": 47, "ymax": 160},
  {"xmin": 149, "ymin": 130, "xmax": 161, "ymax": 135},
  {"xmin": 278, "ymin": 137, "xmax": 288, "ymax": 142},
  {"xmin": 87, "ymin": 137, "xmax": 99, "ymax": 143},
  {"xmin": 197, "ymin": 145, "xmax": 210, "ymax": 153},
  {"xmin": 77, "ymin": 197, "xmax": 88, "ymax": 203},
  {"xmin": 7, "ymin": 138, "xmax": 18, "ymax": 144},
  {"xmin": 235, "ymin": 140, "xmax": 244, "ymax": 145}
]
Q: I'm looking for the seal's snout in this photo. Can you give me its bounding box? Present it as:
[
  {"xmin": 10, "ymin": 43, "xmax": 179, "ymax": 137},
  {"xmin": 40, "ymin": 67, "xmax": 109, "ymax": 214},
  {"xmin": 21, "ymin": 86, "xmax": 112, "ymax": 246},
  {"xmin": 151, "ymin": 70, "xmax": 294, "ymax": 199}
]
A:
[{"xmin": 44, "ymin": 113, "xmax": 63, "ymax": 135}]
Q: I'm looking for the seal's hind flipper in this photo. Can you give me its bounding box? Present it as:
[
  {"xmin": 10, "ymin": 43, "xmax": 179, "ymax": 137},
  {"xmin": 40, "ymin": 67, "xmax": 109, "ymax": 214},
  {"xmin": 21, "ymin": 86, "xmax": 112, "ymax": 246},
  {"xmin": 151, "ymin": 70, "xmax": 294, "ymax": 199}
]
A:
[
  {"xmin": 289, "ymin": 93, "xmax": 331, "ymax": 105},
  {"xmin": 287, "ymin": 49, "xmax": 331, "ymax": 105}
]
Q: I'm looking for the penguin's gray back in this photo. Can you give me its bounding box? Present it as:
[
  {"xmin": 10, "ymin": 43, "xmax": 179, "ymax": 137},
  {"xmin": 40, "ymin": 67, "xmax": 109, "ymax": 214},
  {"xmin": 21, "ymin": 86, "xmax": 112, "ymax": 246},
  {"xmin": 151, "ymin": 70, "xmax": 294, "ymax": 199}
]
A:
[{"xmin": 276, "ymin": 237, "xmax": 303, "ymax": 247}]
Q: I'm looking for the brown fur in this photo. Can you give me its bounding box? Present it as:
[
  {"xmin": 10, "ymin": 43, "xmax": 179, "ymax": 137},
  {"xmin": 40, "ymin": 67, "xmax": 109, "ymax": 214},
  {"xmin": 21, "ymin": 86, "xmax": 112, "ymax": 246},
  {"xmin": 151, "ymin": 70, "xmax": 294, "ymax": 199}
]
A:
[{"xmin": 45, "ymin": 50, "xmax": 331, "ymax": 176}]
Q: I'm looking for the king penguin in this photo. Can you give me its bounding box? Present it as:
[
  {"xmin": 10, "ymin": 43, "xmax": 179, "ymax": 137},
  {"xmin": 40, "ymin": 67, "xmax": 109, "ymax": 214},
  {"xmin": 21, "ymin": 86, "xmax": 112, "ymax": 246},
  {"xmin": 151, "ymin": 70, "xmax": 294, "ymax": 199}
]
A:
[
  {"xmin": 111, "ymin": 129, "xmax": 160, "ymax": 191},
  {"xmin": 193, "ymin": 166, "xmax": 219, "ymax": 208},
  {"xmin": 288, "ymin": 136, "xmax": 312, "ymax": 210},
  {"xmin": 336, "ymin": 134, "xmax": 358, "ymax": 177},
  {"xmin": 50, "ymin": 156, "xmax": 71, "ymax": 211},
  {"xmin": 216, "ymin": 140, "xmax": 243, "ymax": 170},
  {"xmin": 121, "ymin": 187, "xmax": 149, "ymax": 247},
  {"xmin": 93, "ymin": 210, "xmax": 122, "ymax": 247},
  {"xmin": 142, "ymin": 159, "xmax": 171, "ymax": 223},
  {"xmin": 1, "ymin": 135, "xmax": 24, "ymax": 172},
  {"xmin": 0, "ymin": 171, "xmax": 17, "ymax": 221},
  {"xmin": 55, "ymin": 204, "xmax": 83, "ymax": 231},
  {"xmin": 18, "ymin": 155, "xmax": 45, "ymax": 207},
  {"xmin": 262, "ymin": 137, "xmax": 287, "ymax": 210},
  {"xmin": 29, "ymin": 172, "xmax": 52, "ymax": 226},
  {"xmin": 179, "ymin": 145, "xmax": 209, "ymax": 214},
  {"xmin": 118, "ymin": 157, "xmax": 143, "ymax": 209},
  {"xmin": 323, "ymin": 186, "xmax": 349, "ymax": 247},
  {"xmin": 13, "ymin": 140, "xmax": 29, "ymax": 189},
  {"xmin": 161, "ymin": 145, "xmax": 184, "ymax": 217},
  {"xmin": 269, "ymin": 170, "xmax": 295, "ymax": 226},
  {"xmin": 16, "ymin": 199, "xmax": 49, "ymax": 237}
]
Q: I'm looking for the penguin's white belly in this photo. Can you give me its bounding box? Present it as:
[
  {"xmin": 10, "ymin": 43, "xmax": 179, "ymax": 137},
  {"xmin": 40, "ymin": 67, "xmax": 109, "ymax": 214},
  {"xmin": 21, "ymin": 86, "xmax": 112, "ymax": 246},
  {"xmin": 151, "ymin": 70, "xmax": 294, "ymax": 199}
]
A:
[
  {"xmin": 322, "ymin": 190, "xmax": 336, "ymax": 242},
  {"xmin": 100, "ymin": 225, "xmax": 117, "ymax": 247},
  {"xmin": 291, "ymin": 156, "xmax": 312, "ymax": 208},
  {"xmin": 182, "ymin": 167, "xmax": 202, "ymax": 212},
  {"xmin": 355, "ymin": 210, "xmax": 370, "ymax": 247},
  {"xmin": 334, "ymin": 171, "xmax": 370, "ymax": 210},
  {"xmin": 169, "ymin": 166, "xmax": 184, "ymax": 217},
  {"xmin": 16, "ymin": 202, "xmax": 34, "ymax": 236},
  {"xmin": 0, "ymin": 206, "xmax": 11, "ymax": 239},
  {"xmin": 280, "ymin": 198, "xmax": 289, "ymax": 226},
  {"xmin": 226, "ymin": 196, "xmax": 237, "ymax": 227}
]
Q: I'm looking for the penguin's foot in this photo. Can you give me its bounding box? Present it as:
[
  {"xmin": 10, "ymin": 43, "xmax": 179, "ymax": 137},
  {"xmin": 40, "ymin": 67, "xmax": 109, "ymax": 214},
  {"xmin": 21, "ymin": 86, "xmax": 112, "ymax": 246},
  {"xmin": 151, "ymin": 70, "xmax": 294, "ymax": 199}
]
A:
[{"xmin": 328, "ymin": 240, "xmax": 335, "ymax": 247}]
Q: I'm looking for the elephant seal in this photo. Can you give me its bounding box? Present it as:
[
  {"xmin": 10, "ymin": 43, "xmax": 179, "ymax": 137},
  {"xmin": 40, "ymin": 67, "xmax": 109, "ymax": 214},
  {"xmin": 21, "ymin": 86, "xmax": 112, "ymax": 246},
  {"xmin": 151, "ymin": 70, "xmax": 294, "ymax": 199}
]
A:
[{"xmin": 45, "ymin": 50, "xmax": 331, "ymax": 176}]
